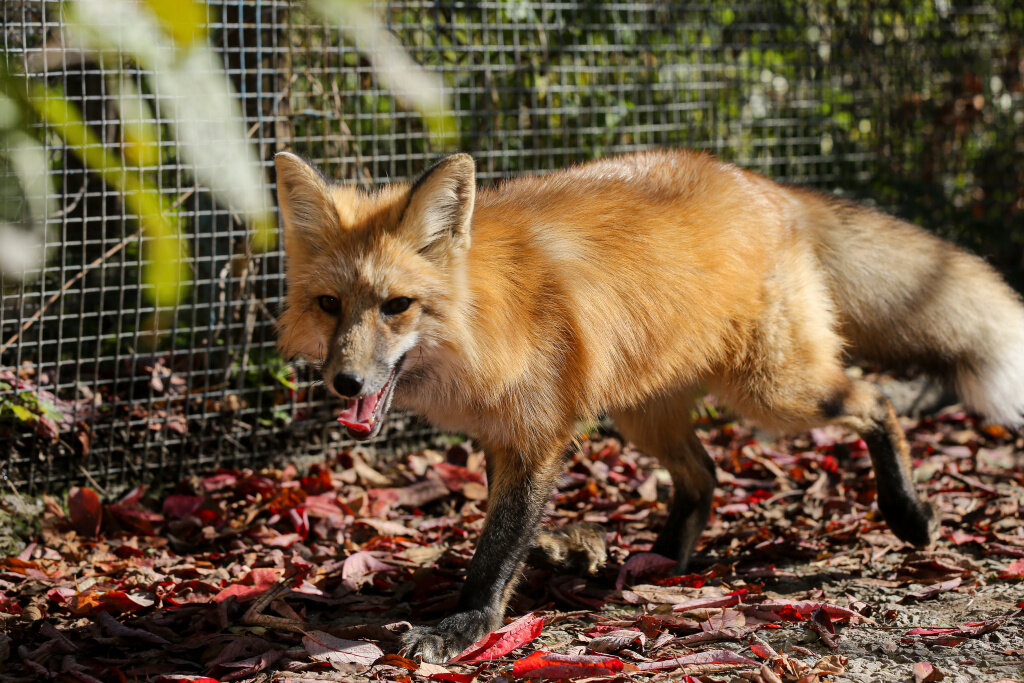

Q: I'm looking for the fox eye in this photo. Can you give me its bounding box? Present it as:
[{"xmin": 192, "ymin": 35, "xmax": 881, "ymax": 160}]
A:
[
  {"xmin": 317, "ymin": 295, "xmax": 341, "ymax": 315},
  {"xmin": 381, "ymin": 296, "xmax": 413, "ymax": 316}
]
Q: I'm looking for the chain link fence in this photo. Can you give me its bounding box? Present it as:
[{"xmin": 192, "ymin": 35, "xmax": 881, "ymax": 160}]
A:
[{"xmin": 2, "ymin": 0, "xmax": 1022, "ymax": 493}]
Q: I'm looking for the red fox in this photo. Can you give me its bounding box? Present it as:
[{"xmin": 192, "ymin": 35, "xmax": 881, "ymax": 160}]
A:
[{"xmin": 274, "ymin": 149, "xmax": 1024, "ymax": 662}]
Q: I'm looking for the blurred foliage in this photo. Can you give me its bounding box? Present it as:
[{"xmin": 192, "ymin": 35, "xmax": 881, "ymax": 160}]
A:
[
  {"xmin": 0, "ymin": 64, "xmax": 55, "ymax": 278},
  {"xmin": 1, "ymin": 0, "xmax": 453, "ymax": 301}
]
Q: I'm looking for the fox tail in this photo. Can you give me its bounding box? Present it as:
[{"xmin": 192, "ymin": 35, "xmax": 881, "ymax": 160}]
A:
[{"xmin": 807, "ymin": 191, "xmax": 1024, "ymax": 427}]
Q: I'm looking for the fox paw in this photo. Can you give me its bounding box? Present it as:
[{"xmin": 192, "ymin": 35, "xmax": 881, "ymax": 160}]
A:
[
  {"xmin": 401, "ymin": 609, "xmax": 496, "ymax": 663},
  {"xmin": 530, "ymin": 524, "xmax": 607, "ymax": 575},
  {"xmin": 884, "ymin": 499, "xmax": 939, "ymax": 548}
]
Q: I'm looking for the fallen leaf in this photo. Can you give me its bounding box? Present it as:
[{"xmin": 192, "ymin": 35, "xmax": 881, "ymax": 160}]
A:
[
  {"xmin": 212, "ymin": 568, "xmax": 284, "ymax": 603},
  {"xmin": 899, "ymin": 576, "xmax": 963, "ymax": 604},
  {"xmin": 752, "ymin": 600, "xmax": 866, "ymax": 622},
  {"xmin": 634, "ymin": 649, "xmax": 758, "ymax": 672},
  {"xmin": 302, "ymin": 630, "xmax": 383, "ymax": 667},
  {"xmin": 672, "ymin": 594, "xmax": 741, "ymax": 613},
  {"xmin": 162, "ymin": 494, "xmax": 205, "ymax": 518},
  {"xmin": 341, "ymin": 551, "xmax": 395, "ymax": 590},
  {"xmin": 68, "ymin": 487, "xmax": 102, "ymax": 537},
  {"xmin": 615, "ymin": 553, "xmax": 677, "ymax": 589},
  {"xmin": 451, "ymin": 612, "xmax": 544, "ymax": 662},
  {"xmin": 588, "ymin": 628, "xmax": 646, "ymax": 653},
  {"xmin": 512, "ymin": 651, "xmax": 628, "ymax": 678},
  {"xmin": 998, "ymin": 558, "xmax": 1024, "ymax": 579},
  {"xmin": 913, "ymin": 661, "xmax": 944, "ymax": 683}
]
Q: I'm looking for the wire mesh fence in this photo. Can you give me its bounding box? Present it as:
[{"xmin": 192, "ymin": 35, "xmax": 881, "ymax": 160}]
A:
[{"xmin": 2, "ymin": 0, "xmax": 1022, "ymax": 493}]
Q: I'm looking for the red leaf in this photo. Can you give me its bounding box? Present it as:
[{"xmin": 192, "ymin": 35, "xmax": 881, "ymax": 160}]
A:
[
  {"xmin": 913, "ymin": 661, "xmax": 942, "ymax": 683},
  {"xmin": 68, "ymin": 487, "xmax": 102, "ymax": 537},
  {"xmin": 749, "ymin": 640, "xmax": 778, "ymax": 660},
  {"xmin": 809, "ymin": 606, "xmax": 839, "ymax": 650},
  {"xmin": 672, "ymin": 594, "xmax": 741, "ymax": 612},
  {"xmin": 0, "ymin": 591, "xmax": 23, "ymax": 615},
  {"xmin": 588, "ymin": 628, "xmax": 646, "ymax": 653},
  {"xmin": 267, "ymin": 486, "xmax": 307, "ymax": 515},
  {"xmin": 615, "ymin": 552, "xmax": 677, "ymax": 589},
  {"xmin": 300, "ymin": 467, "xmax": 334, "ymax": 494},
  {"xmin": 200, "ymin": 473, "xmax": 238, "ymax": 492},
  {"xmin": 342, "ymin": 551, "xmax": 395, "ymax": 590},
  {"xmin": 905, "ymin": 627, "xmax": 959, "ymax": 636},
  {"xmin": 99, "ymin": 590, "xmax": 154, "ymax": 613},
  {"xmin": 430, "ymin": 674, "xmax": 476, "ymax": 683},
  {"xmin": 512, "ymin": 651, "xmax": 626, "ymax": 679},
  {"xmin": 451, "ymin": 612, "xmax": 544, "ymax": 662},
  {"xmin": 434, "ymin": 462, "xmax": 486, "ymax": 493},
  {"xmin": 367, "ymin": 478, "xmax": 449, "ymax": 514},
  {"xmin": 946, "ymin": 530, "xmax": 985, "ymax": 545},
  {"xmin": 107, "ymin": 504, "xmax": 164, "ymax": 535},
  {"xmin": 289, "ymin": 506, "xmax": 310, "ymax": 539},
  {"xmin": 162, "ymin": 494, "xmax": 204, "ymax": 518},
  {"xmin": 118, "ymin": 484, "xmax": 147, "ymax": 506},
  {"xmin": 372, "ymin": 653, "xmax": 419, "ymax": 671},
  {"xmin": 66, "ymin": 589, "xmax": 153, "ymax": 616},
  {"xmin": 212, "ymin": 568, "xmax": 284, "ymax": 603},
  {"xmin": 899, "ymin": 576, "xmax": 963, "ymax": 604},
  {"xmin": 754, "ymin": 600, "xmax": 863, "ymax": 622},
  {"xmin": 998, "ymin": 558, "xmax": 1024, "ymax": 579},
  {"xmin": 47, "ymin": 587, "xmax": 76, "ymax": 604}
]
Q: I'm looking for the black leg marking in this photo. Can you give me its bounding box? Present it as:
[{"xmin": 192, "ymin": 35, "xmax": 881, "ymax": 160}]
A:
[
  {"xmin": 401, "ymin": 453, "xmax": 561, "ymax": 663},
  {"xmin": 862, "ymin": 400, "xmax": 938, "ymax": 546},
  {"xmin": 650, "ymin": 434, "xmax": 716, "ymax": 573}
]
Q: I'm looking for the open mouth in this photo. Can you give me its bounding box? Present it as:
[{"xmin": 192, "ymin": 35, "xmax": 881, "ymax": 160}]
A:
[{"xmin": 336, "ymin": 356, "xmax": 405, "ymax": 441}]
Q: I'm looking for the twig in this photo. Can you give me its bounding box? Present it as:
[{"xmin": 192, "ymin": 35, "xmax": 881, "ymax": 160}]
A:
[
  {"xmin": 52, "ymin": 178, "xmax": 89, "ymax": 218},
  {"xmin": 168, "ymin": 183, "xmax": 199, "ymax": 210},
  {"xmin": 77, "ymin": 465, "xmax": 108, "ymax": 498},
  {"xmin": 945, "ymin": 470, "xmax": 999, "ymax": 496},
  {"xmin": 241, "ymin": 577, "xmax": 309, "ymax": 635},
  {"xmin": 1, "ymin": 231, "xmax": 140, "ymax": 355},
  {"xmin": 256, "ymin": 299, "xmax": 279, "ymax": 326},
  {"xmin": 741, "ymin": 445, "xmax": 794, "ymax": 491}
]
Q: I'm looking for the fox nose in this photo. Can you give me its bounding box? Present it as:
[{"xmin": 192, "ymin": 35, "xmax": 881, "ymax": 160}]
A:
[{"xmin": 332, "ymin": 371, "xmax": 363, "ymax": 398}]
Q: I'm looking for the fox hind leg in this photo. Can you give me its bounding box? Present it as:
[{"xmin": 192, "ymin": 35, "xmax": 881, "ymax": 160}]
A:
[
  {"xmin": 610, "ymin": 395, "xmax": 716, "ymax": 572},
  {"xmin": 723, "ymin": 368, "xmax": 938, "ymax": 548},
  {"xmin": 712, "ymin": 250, "xmax": 937, "ymax": 549},
  {"xmin": 829, "ymin": 380, "xmax": 939, "ymax": 546}
]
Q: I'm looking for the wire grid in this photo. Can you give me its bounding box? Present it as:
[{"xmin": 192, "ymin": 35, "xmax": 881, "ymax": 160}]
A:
[{"xmin": 1, "ymin": 0, "xmax": 1022, "ymax": 493}]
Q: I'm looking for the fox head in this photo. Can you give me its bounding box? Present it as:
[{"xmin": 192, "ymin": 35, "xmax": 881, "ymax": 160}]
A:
[{"xmin": 274, "ymin": 152, "xmax": 476, "ymax": 440}]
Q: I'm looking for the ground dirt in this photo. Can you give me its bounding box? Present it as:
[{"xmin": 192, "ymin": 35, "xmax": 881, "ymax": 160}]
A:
[{"xmin": 1, "ymin": 373, "xmax": 1022, "ymax": 682}]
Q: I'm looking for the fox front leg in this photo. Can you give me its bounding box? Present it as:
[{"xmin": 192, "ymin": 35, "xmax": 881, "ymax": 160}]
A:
[{"xmin": 401, "ymin": 447, "xmax": 563, "ymax": 663}]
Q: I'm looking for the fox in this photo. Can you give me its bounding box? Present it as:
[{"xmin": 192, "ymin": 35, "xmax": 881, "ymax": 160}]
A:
[{"xmin": 273, "ymin": 148, "xmax": 1024, "ymax": 662}]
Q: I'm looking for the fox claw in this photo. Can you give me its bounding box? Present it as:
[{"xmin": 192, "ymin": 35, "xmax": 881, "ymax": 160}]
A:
[{"xmin": 401, "ymin": 609, "xmax": 495, "ymax": 663}]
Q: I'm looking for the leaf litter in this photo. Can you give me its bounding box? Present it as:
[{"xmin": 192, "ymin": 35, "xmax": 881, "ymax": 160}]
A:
[{"xmin": 1, "ymin": 377, "xmax": 1023, "ymax": 682}]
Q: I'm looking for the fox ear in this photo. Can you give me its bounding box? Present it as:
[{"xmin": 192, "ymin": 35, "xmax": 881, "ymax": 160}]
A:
[
  {"xmin": 400, "ymin": 153, "xmax": 476, "ymax": 258},
  {"xmin": 274, "ymin": 152, "xmax": 339, "ymax": 256}
]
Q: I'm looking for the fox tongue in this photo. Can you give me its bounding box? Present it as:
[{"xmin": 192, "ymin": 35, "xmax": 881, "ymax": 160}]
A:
[{"xmin": 337, "ymin": 389, "xmax": 383, "ymax": 434}]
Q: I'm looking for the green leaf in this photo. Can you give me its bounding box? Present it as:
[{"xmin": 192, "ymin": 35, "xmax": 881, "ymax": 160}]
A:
[{"xmin": 29, "ymin": 82, "xmax": 189, "ymax": 305}]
